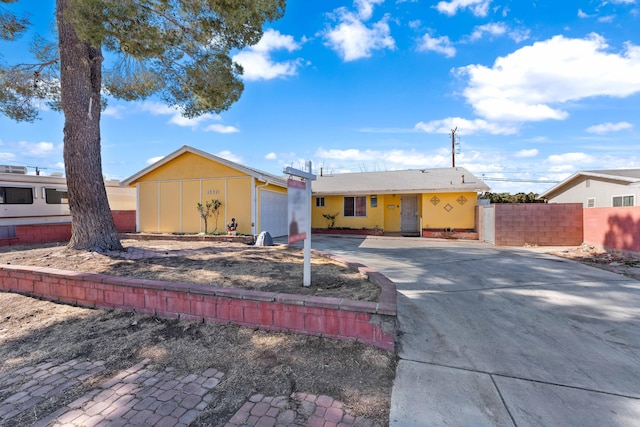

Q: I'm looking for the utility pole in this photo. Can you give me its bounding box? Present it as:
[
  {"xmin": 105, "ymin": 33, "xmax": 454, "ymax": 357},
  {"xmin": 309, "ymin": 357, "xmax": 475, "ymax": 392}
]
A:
[{"xmin": 450, "ymin": 127, "xmax": 458, "ymax": 167}]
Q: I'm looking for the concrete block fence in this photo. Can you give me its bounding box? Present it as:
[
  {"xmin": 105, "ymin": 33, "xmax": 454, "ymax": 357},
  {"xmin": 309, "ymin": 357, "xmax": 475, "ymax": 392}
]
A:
[
  {"xmin": 0, "ymin": 211, "xmax": 136, "ymax": 247},
  {"xmin": 480, "ymin": 203, "xmax": 583, "ymax": 246},
  {"xmin": 0, "ymin": 250, "xmax": 396, "ymax": 351},
  {"xmin": 584, "ymin": 206, "xmax": 640, "ymax": 254}
]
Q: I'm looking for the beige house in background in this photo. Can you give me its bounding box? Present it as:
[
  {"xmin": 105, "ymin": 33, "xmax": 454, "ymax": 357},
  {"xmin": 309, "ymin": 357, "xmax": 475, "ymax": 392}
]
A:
[{"xmin": 541, "ymin": 169, "xmax": 640, "ymax": 208}]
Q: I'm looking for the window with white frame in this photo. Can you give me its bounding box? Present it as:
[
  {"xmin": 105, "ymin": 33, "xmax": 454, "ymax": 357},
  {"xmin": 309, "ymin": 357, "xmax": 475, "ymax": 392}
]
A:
[
  {"xmin": 344, "ymin": 196, "xmax": 366, "ymax": 217},
  {"xmin": 612, "ymin": 195, "xmax": 634, "ymax": 207},
  {"xmin": 0, "ymin": 186, "xmax": 33, "ymax": 204},
  {"xmin": 315, "ymin": 197, "xmax": 325, "ymax": 207},
  {"xmin": 45, "ymin": 188, "xmax": 69, "ymax": 204}
]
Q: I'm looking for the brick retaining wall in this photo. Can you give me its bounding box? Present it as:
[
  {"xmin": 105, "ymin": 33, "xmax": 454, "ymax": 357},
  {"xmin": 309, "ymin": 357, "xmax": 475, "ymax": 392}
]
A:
[
  {"xmin": 0, "ymin": 211, "xmax": 136, "ymax": 247},
  {"xmin": 0, "ymin": 250, "xmax": 396, "ymax": 351}
]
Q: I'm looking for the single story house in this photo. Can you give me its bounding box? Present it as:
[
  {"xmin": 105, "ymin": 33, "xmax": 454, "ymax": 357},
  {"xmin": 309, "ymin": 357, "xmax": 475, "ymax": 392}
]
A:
[
  {"xmin": 311, "ymin": 168, "xmax": 490, "ymax": 235},
  {"xmin": 121, "ymin": 146, "xmax": 289, "ymax": 236},
  {"xmin": 540, "ymin": 169, "xmax": 640, "ymax": 208}
]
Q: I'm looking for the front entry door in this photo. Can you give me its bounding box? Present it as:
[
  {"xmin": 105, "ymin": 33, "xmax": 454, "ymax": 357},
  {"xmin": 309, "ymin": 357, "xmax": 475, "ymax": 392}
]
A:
[{"xmin": 400, "ymin": 195, "xmax": 419, "ymax": 234}]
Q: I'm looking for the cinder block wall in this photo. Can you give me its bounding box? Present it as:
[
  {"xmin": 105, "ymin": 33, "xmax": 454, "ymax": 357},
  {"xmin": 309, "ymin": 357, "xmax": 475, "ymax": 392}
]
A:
[
  {"xmin": 0, "ymin": 211, "xmax": 136, "ymax": 247},
  {"xmin": 584, "ymin": 206, "xmax": 640, "ymax": 253},
  {"xmin": 494, "ymin": 203, "xmax": 583, "ymax": 246}
]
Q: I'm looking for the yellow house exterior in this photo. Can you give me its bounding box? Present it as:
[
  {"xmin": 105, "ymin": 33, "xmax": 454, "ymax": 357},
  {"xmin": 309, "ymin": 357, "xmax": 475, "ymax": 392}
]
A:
[
  {"xmin": 122, "ymin": 146, "xmax": 288, "ymax": 236},
  {"xmin": 312, "ymin": 168, "xmax": 489, "ymax": 235}
]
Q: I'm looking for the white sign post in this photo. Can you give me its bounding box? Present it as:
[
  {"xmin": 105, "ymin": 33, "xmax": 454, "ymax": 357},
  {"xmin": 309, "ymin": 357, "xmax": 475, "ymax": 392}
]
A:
[{"xmin": 285, "ymin": 161, "xmax": 316, "ymax": 287}]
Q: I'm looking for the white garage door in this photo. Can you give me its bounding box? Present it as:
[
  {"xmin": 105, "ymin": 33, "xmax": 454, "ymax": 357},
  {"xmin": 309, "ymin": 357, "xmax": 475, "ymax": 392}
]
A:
[{"xmin": 259, "ymin": 190, "xmax": 288, "ymax": 237}]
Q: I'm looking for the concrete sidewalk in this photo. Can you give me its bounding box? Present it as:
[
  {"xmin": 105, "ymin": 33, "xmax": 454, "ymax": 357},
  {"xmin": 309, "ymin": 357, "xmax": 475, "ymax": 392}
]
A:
[{"xmin": 308, "ymin": 235, "xmax": 640, "ymax": 427}]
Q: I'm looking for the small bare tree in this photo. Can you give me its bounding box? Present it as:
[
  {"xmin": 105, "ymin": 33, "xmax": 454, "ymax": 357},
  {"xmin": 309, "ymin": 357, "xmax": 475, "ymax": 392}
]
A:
[
  {"xmin": 196, "ymin": 199, "xmax": 222, "ymax": 234},
  {"xmin": 322, "ymin": 212, "xmax": 339, "ymax": 229}
]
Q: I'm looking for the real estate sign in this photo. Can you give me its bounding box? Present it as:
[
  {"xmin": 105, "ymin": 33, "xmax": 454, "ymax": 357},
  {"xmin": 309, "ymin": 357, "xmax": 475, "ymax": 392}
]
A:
[{"xmin": 287, "ymin": 178, "xmax": 308, "ymax": 244}]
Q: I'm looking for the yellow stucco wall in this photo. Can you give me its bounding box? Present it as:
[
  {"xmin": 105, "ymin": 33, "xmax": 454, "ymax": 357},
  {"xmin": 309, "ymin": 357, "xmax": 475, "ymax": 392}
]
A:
[
  {"xmin": 312, "ymin": 195, "xmax": 384, "ymax": 230},
  {"xmin": 312, "ymin": 192, "xmax": 478, "ymax": 232},
  {"xmin": 421, "ymin": 192, "xmax": 477, "ymax": 229},
  {"xmin": 138, "ymin": 182, "xmax": 158, "ymax": 232},
  {"xmin": 132, "ymin": 152, "xmax": 257, "ymax": 234},
  {"xmin": 140, "ymin": 152, "xmax": 246, "ymax": 181},
  {"xmin": 159, "ymin": 182, "xmax": 180, "ymax": 232},
  {"xmin": 226, "ymin": 178, "xmax": 251, "ymax": 234}
]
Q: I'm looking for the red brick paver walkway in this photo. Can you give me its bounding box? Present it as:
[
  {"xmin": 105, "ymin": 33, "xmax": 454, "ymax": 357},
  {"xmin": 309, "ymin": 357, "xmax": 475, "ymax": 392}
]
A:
[{"xmin": 0, "ymin": 359, "xmax": 380, "ymax": 426}]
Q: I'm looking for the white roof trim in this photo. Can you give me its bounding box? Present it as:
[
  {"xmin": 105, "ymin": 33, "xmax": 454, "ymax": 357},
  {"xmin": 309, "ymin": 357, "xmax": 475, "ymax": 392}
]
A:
[
  {"xmin": 121, "ymin": 145, "xmax": 287, "ymax": 188},
  {"xmin": 540, "ymin": 170, "xmax": 640, "ymax": 198}
]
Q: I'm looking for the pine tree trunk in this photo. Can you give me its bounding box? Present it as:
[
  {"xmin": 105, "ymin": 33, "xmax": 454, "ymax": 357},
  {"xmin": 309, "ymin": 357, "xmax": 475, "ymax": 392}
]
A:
[{"xmin": 56, "ymin": 0, "xmax": 123, "ymax": 251}]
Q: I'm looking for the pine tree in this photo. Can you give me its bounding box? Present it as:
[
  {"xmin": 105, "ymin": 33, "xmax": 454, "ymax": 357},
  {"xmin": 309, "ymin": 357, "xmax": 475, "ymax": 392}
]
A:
[{"xmin": 0, "ymin": 0, "xmax": 285, "ymax": 250}]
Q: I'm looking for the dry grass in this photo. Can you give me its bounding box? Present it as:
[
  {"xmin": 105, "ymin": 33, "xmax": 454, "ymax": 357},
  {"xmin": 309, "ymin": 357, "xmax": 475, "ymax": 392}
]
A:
[
  {"xmin": 0, "ymin": 240, "xmax": 379, "ymax": 301},
  {"xmin": 0, "ymin": 240, "xmax": 396, "ymax": 426},
  {"xmin": 0, "ymin": 292, "xmax": 395, "ymax": 426}
]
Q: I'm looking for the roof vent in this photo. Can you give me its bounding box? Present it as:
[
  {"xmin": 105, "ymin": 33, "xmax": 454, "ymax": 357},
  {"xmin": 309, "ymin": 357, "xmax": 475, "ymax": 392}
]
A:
[{"xmin": 0, "ymin": 165, "xmax": 27, "ymax": 174}]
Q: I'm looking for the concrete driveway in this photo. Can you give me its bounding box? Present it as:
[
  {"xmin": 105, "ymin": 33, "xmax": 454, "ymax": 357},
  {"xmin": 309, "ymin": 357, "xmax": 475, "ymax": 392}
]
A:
[{"xmin": 308, "ymin": 235, "xmax": 640, "ymax": 427}]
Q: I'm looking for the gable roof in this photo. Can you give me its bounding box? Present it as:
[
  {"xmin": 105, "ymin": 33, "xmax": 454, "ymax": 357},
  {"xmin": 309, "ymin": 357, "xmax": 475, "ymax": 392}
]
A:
[
  {"xmin": 311, "ymin": 167, "xmax": 490, "ymax": 195},
  {"xmin": 540, "ymin": 169, "xmax": 640, "ymax": 199},
  {"xmin": 121, "ymin": 145, "xmax": 287, "ymax": 187}
]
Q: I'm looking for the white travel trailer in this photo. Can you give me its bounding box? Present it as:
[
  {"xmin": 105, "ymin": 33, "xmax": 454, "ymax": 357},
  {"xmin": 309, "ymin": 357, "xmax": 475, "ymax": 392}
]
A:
[{"xmin": 0, "ymin": 166, "xmax": 135, "ymax": 238}]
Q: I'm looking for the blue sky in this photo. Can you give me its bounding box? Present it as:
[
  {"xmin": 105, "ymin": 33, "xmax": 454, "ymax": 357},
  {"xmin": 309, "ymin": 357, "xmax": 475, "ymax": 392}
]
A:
[{"xmin": 1, "ymin": 0, "xmax": 639, "ymax": 193}]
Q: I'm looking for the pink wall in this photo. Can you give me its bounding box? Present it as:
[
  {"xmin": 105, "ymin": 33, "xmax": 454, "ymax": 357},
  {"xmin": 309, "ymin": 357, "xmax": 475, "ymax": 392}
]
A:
[
  {"xmin": 0, "ymin": 211, "xmax": 135, "ymax": 247},
  {"xmin": 493, "ymin": 203, "xmax": 583, "ymax": 246},
  {"xmin": 583, "ymin": 207, "xmax": 640, "ymax": 253}
]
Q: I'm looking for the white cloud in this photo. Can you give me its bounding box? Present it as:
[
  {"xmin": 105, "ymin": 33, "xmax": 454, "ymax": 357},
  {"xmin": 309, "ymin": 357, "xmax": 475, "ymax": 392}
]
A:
[
  {"xmin": 455, "ymin": 34, "xmax": 640, "ymax": 123},
  {"xmin": 140, "ymin": 101, "xmax": 221, "ymax": 128},
  {"xmin": 578, "ymin": 9, "xmax": 592, "ymax": 18},
  {"xmin": 103, "ymin": 105, "xmax": 124, "ymax": 119},
  {"xmin": 470, "ymin": 23, "xmax": 507, "ymax": 40},
  {"xmin": 18, "ymin": 141, "xmax": 61, "ymax": 157},
  {"xmin": 417, "ymin": 33, "xmax": 456, "ymax": 58},
  {"xmin": 355, "ymin": 0, "xmax": 385, "ymax": 20},
  {"xmin": 323, "ymin": 5, "xmax": 395, "ymax": 61},
  {"xmin": 546, "ymin": 152, "xmax": 596, "ymax": 172},
  {"xmin": 168, "ymin": 114, "xmax": 218, "ymax": 128},
  {"xmin": 146, "ymin": 156, "xmax": 164, "ymax": 165},
  {"xmin": 215, "ymin": 150, "xmax": 242, "ymax": 163},
  {"xmin": 0, "ymin": 152, "xmax": 16, "ymax": 161},
  {"xmin": 414, "ymin": 117, "xmax": 520, "ymax": 135},
  {"xmin": 265, "ymin": 152, "xmax": 277, "ymax": 160},
  {"xmin": 435, "ymin": 0, "xmax": 492, "ymax": 17},
  {"xmin": 232, "ymin": 29, "xmax": 303, "ymax": 81},
  {"xmin": 204, "ymin": 124, "xmax": 239, "ymax": 134},
  {"xmin": 315, "ymin": 147, "xmax": 448, "ymax": 167},
  {"xmin": 586, "ymin": 121, "xmax": 633, "ymax": 134},
  {"xmin": 468, "ymin": 22, "xmax": 530, "ymax": 43},
  {"xmin": 514, "ymin": 149, "xmax": 539, "ymax": 158},
  {"xmin": 608, "ymin": 0, "xmax": 636, "ymax": 4},
  {"xmin": 598, "ymin": 15, "xmax": 616, "ymax": 23}
]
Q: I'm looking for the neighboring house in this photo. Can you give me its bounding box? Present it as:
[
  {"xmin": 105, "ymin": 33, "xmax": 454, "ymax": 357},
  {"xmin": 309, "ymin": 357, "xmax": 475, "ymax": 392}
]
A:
[
  {"xmin": 121, "ymin": 146, "xmax": 288, "ymax": 236},
  {"xmin": 540, "ymin": 169, "xmax": 640, "ymax": 208},
  {"xmin": 311, "ymin": 168, "xmax": 490, "ymax": 235}
]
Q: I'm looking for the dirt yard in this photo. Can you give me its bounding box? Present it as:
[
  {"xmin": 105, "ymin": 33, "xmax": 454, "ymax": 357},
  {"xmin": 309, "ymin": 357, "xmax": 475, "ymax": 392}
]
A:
[
  {"xmin": 551, "ymin": 243, "xmax": 640, "ymax": 281},
  {"xmin": 0, "ymin": 239, "xmax": 379, "ymax": 301},
  {"xmin": 0, "ymin": 240, "xmax": 395, "ymax": 426}
]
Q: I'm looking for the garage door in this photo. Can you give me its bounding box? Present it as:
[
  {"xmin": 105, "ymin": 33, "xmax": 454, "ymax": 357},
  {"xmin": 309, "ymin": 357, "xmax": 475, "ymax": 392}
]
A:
[{"xmin": 259, "ymin": 190, "xmax": 288, "ymax": 237}]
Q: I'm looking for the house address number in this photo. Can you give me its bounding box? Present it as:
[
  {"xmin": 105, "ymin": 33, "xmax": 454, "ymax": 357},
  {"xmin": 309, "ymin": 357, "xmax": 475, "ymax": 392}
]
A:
[{"xmin": 206, "ymin": 189, "xmax": 220, "ymax": 195}]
